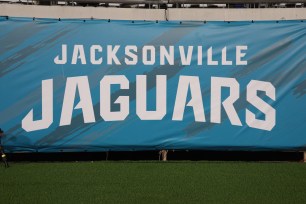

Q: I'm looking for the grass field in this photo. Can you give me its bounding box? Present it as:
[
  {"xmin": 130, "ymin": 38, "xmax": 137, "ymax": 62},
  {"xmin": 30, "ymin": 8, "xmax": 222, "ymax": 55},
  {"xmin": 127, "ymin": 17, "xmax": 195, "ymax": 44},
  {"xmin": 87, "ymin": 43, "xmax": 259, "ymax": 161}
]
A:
[{"xmin": 1, "ymin": 162, "xmax": 306, "ymax": 203}]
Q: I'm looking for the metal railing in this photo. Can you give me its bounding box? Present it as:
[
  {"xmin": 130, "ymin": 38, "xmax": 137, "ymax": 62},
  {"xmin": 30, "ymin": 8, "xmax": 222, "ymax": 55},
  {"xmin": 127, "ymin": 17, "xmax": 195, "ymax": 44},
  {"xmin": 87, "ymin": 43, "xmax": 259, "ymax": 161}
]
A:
[
  {"xmin": 38, "ymin": 0, "xmax": 305, "ymax": 3},
  {"xmin": 0, "ymin": 0, "xmax": 305, "ymax": 7}
]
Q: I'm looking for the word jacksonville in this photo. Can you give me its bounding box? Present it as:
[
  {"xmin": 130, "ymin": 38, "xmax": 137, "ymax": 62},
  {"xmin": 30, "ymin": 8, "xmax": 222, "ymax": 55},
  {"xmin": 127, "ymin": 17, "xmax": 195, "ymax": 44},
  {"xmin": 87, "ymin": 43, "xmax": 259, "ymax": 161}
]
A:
[{"xmin": 54, "ymin": 44, "xmax": 248, "ymax": 66}]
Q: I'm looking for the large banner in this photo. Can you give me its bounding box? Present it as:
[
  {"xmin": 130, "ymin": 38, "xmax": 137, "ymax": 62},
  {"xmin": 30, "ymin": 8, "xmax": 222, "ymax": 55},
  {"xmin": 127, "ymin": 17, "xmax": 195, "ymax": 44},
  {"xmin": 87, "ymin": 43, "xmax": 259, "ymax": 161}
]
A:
[{"xmin": 0, "ymin": 17, "xmax": 305, "ymax": 152}]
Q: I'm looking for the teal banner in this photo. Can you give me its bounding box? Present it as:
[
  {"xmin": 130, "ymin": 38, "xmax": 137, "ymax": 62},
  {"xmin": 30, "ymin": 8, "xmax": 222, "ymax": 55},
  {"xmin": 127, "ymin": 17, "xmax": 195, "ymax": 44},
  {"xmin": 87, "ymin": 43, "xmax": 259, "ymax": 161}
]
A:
[{"xmin": 0, "ymin": 17, "xmax": 305, "ymax": 152}]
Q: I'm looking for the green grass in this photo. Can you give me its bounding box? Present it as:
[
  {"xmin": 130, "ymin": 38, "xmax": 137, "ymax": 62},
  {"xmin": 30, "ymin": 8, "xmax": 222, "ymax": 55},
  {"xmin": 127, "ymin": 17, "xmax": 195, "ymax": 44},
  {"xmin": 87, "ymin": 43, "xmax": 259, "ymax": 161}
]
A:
[{"xmin": 1, "ymin": 162, "xmax": 306, "ymax": 203}]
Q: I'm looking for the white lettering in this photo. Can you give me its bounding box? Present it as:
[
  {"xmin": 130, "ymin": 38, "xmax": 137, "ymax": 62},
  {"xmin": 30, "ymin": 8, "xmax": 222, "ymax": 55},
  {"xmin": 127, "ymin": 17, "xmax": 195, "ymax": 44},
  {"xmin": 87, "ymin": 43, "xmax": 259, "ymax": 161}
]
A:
[
  {"xmin": 22, "ymin": 79, "xmax": 53, "ymax": 132},
  {"xmin": 54, "ymin": 44, "xmax": 67, "ymax": 65},
  {"xmin": 236, "ymin": 45, "xmax": 248, "ymax": 65},
  {"xmin": 222, "ymin": 47, "xmax": 233, "ymax": 65},
  {"xmin": 90, "ymin": 45, "xmax": 102, "ymax": 65},
  {"xmin": 125, "ymin": 45, "xmax": 138, "ymax": 65},
  {"xmin": 143, "ymin": 46, "xmax": 155, "ymax": 65},
  {"xmin": 60, "ymin": 76, "xmax": 95, "ymax": 126},
  {"xmin": 173, "ymin": 76, "xmax": 205, "ymax": 122},
  {"xmin": 107, "ymin": 45, "xmax": 121, "ymax": 65},
  {"xmin": 179, "ymin": 46, "xmax": 193, "ymax": 65},
  {"xmin": 246, "ymin": 80, "xmax": 276, "ymax": 131},
  {"xmin": 72, "ymin": 45, "xmax": 86, "ymax": 65},
  {"xmin": 160, "ymin": 46, "xmax": 174, "ymax": 65},
  {"xmin": 207, "ymin": 47, "xmax": 218, "ymax": 66},
  {"xmin": 211, "ymin": 77, "xmax": 242, "ymax": 126},
  {"xmin": 136, "ymin": 75, "xmax": 167, "ymax": 120},
  {"xmin": 100, "ymin": 76, "xmax": 129, "ymax": 121}
]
